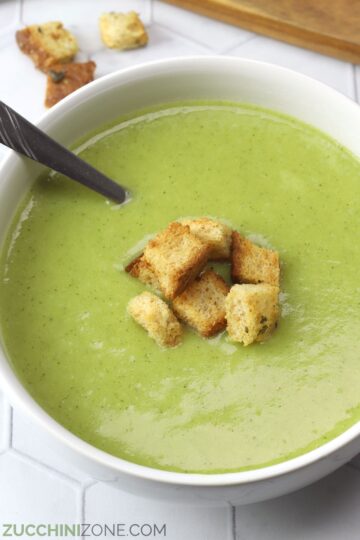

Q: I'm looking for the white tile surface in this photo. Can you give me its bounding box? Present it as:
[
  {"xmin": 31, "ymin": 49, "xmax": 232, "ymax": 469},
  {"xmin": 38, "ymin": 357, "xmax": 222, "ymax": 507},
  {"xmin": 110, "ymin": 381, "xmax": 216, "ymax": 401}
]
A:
[
  {"xmin": 0, "ymin": 451, "xmax": 79, "ymax": 522},
  {"xmin": 0, "ymin": 0, "xmax": 18, "ymax": 31},
  {"xmin": 235, "ymin": 467, "xmax": 360, "ymax": 540},
  {"xmin": 230, "ymin": 35, "xmax": 356, "ymax": 98},
  {"xmin": 92, "ymin": 23, "xmax": 210, "ymax": 78},
  {"xmin": 153, "ymin": 0, "xmax": 254, "ymax": 53},
  {"xmin": 85, "ymin": 482, "xmax": 232, "ymax": 540},
  {"xmin": 21, "ymin": 0, "xmax": 152, "ymax": 26},
  {"xmin": 0, "ymin": 145, "xmax": 8, "ymax": 164},
  {"xmin": 12, "ymin": 409, "xmax": 92, "ymax": 482},
  {"xmin": 0, "ymin": 391, "xmax": 11, "ymax": 453},
  {"xmin": 0, "ymin": 0, "xmax": 359, "ymax": 538},
  {"xmin": 0, "ymin": 31, "xmax": 45, "ymax": 120}
]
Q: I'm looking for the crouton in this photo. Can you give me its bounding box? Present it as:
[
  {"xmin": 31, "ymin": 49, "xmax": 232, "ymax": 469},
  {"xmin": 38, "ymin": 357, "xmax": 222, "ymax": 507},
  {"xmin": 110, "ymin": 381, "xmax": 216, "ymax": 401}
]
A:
[
  {"xmin": 181, "ymin": 218, "xmax": 232, "ymax": 261},
  {"xmin": 99, "ymin": 11, "xmax": 148, "ymax": 50},
  {"xmin": 173, "ymin": 270, "xmax": 229, "ymax": 337},
  {"xmin": 127, "ymin": 292, "xmax": 182, "ymax": 348},
  {"xmin": 226, "ymin": 284, "xmax": 279, "ymax": 346},
  {"xmin": 16, "ymin": 22, "xmax": 78, "ymax": 71},
  {"xmin": 231, "ymin": 232, "xmax": 280, "ymax": 286},
  {"xmin": 144, "ymin": 222, "xmax": 210, "ymax": 300},
  {"xmin": 125, "ymin": 254, "xmax": 160, "ymax": 290},
  {"xmin": 45, "ymin": 61, "xmax": 96, "ymax": 108}
]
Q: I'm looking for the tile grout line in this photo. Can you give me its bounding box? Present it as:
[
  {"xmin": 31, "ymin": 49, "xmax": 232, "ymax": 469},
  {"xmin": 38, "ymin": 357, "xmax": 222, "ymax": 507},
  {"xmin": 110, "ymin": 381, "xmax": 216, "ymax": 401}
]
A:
[
  {"xmin": 219, "ymin": 33, "xmax": 259, "ymax": 56},
  {"xmin": 79, "ymin": 481, "xmax": 97, "ymax": 540},
  {"xmin": 153, "ymin": 21, "xmax": 216, "ymax": 53},
  {"xmin": 149, "ymin": 0, "xmax": 154, "ymax": 25},
  {"xmin": 7, "ymin": 404, "xmax": 13, "ymax": 449},
  {"xmin": 9, "ymin": 447, "xmax": 82, "ymax": 487},
  {"xmin": 78, "ymin": 486, "xmax": 86, "ymax": 539},
  {"xmin": 231, "ymin": 504, "xmax": 237, "ymax": 540},
  {"xmin": 1, "ymin": 399, "xmax": 13, "ymax": 451},
  {"xmin": 353, "ymin": 64, "xmax": 359, "ymax": 103},
  {"xmin": 18, "ymin": 0, "xmax": 25, "ymax": 25}
]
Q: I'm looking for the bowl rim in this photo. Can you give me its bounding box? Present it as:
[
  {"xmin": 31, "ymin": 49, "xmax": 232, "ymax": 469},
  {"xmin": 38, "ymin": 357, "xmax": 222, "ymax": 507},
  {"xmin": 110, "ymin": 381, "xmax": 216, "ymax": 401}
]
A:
[{"xmin": 1, "ymin": 55, "xmax": 360, "ymax": 487}]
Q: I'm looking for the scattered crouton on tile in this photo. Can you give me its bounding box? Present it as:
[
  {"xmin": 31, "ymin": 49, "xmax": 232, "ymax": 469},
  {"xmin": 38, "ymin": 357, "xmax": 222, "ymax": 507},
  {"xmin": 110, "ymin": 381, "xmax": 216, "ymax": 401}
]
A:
[
  {"xmin": 16, "ymin": 21, "xmax": 78, "ymax": 71},
  {"xmin": 181, "ymin": 218, "xmax": 232, "ymax": 261},
  {"xmin": 144, "ymin": 222, "xmax": 210, "ymax": 300},
  {"xmin": 173, "ymin": 269, "xmax": 230, "ymax": 337},
  {"xmin": 231, "ymin": 231, "xmax": 280, "ymax": 286},
  {"xmin": 127, "ymin": 291, "xmax": 182, "ymax": 348},
  {"xmin": 125, "ymin": 254, "xmax": 160, "ymax": 290},
  {"xmin": 45, "ymin": 61, "xmax": 96, "ymax": 107},
  {"xmin": 99, "ymin": 11, "xmax": 148, "ymax": 50},
  {"xmin": 226, "ymin": 284, "xmax": 279, "ymax": 346}
]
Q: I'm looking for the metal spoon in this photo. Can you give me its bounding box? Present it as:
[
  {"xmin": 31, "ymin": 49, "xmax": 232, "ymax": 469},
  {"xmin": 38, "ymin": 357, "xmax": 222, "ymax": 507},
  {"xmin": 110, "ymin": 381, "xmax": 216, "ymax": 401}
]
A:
[{"xmin": 0, "ymin": 101, "xmax": 128, "ymax": 203}]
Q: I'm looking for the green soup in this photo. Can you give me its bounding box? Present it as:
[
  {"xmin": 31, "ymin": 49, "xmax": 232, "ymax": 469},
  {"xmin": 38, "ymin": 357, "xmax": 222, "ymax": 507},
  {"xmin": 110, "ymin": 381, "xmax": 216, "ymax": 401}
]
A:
[{"xmin": 1, "ymin": 102, "xmax": 360, "ymax": 474}]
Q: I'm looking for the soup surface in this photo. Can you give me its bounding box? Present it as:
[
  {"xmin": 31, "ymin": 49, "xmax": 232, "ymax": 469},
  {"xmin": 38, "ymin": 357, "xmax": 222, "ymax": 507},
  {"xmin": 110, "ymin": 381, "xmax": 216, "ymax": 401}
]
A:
[{"xmin": 1, "ymin": 102, "xmax": 360, "ymax": 473}]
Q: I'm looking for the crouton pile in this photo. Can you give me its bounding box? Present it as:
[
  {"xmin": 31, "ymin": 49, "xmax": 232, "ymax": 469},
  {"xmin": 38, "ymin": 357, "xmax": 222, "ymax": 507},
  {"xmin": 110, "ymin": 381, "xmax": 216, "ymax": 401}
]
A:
[
  {"xmin": 16, "ymin": 21, "xmax": 95, "ymax": 108},
  {"xmin": 126, "ymin": 218, "xmax": 281, "ymax": 348},
  {"xmin": 15, "ymin": 12, "xmax": 148, "ymax": 107}
]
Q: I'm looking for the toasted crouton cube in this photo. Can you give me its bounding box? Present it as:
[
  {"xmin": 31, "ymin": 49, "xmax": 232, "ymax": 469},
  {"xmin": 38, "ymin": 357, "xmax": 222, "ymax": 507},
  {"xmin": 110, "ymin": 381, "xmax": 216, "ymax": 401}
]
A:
[
  {"xmin": 16, "ymin": 22, "xmax": 78, "ymax": 71},
  {"xmin": 99, "ymin": 11, "xmax": 148, "ymax": 50},
  {"xmin": 181, "ymin": 218, "xmax": 232, "ymax": 261},
  {"xmin": 231, "ymin": 232, "xmax": 280, "ymax": 286},
  {"xmin": 125, "ymin": 254, "xmax": 160, "ymax": 290},
  {"xmin": 226, "ymin": 284, "xmax": 279, "ymax": 346},
  {"xmin": 127, "ymin": 292, "xmax": 182, "ymax": 348},
  {"xmin": 144, "ymin": 222, "xmax": 210, "ymax": 300},
  {"xmin": 173, "ymin": 270, "xmax": 229, "ymax": 337},
  {"xmin": 45, "ymin": 61, "xmax": 96, "ymax": 108}
]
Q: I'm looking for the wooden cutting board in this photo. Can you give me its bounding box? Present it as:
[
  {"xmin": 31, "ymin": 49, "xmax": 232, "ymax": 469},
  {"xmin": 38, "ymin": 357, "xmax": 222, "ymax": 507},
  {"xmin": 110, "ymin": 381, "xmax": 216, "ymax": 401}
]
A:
[{"xmin": 162, "ymin": 0, "xmax": 360, "ymax": 62}]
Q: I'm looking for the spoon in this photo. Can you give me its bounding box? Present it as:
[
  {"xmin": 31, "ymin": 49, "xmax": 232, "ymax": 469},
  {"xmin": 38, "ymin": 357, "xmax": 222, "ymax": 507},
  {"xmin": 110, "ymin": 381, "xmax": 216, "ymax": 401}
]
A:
[{"xmin": 0, "ymin": 101, "xmax": 128, "ymax": 203}]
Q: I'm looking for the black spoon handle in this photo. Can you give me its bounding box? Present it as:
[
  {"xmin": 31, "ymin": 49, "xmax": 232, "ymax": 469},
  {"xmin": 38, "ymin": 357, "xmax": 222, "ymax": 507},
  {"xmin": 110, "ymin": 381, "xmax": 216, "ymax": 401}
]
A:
[{"xmin": 0, "ymin": 101, "xmax": 127, "ymax": 203}]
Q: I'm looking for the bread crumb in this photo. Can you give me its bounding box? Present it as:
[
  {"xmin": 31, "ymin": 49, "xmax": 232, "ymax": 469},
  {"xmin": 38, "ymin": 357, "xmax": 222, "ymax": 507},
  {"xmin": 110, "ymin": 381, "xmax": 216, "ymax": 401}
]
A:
[
  {"xmin": 181, "ymin": 218, "xmax": 232, "ymax": 260},
  {"xmin": 173, "ymin": 269, "xmax": 230, "ymax": 337},
  {"xmin": 128, "ymin": 291, "xmax": 182, "ymax": 348},
  {"xmin": 144, "ymin": 222, "xmax": 210, "ymax": 300},
  {"xmin": 231, "ymin": 231, "xmax": 280, "ymax": 286},
  {"xmin": 45, "ymin": 61, "xmax": 96, "ymax": 108},
  {"xmin": 16, "ymin": 21, "xmax": 78, "ymax": 71},
  {"xmin": 125, "ymin": 254, "xmax": 160, "ymax": 290},
  {"xmin": 226, "ymin": 283, "xmax": 279, "ymax": 346},
  {"xmin": 99, "ymin": 11, "xmax": 148, "ymax": 50}
]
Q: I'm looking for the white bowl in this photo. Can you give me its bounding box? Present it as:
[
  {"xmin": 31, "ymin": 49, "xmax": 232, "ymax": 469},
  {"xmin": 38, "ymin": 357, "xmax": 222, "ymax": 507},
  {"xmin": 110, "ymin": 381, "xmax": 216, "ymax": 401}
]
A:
[{"xmin": 0, "ymin": 57, "xmax": 359, "ymax": 506}]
